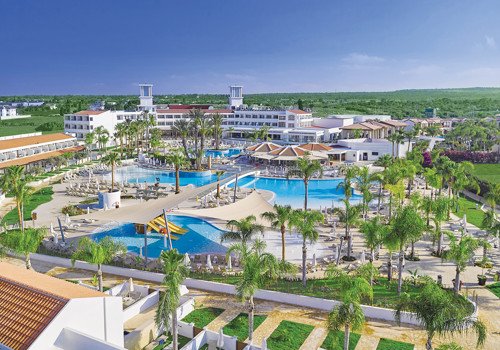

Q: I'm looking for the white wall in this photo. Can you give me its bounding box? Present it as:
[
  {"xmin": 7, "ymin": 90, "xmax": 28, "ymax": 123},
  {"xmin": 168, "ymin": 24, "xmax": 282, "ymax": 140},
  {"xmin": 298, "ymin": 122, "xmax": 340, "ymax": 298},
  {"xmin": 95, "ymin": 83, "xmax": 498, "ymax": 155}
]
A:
[
  {"xmin": 31, "ymin": 297, "xmax": 124, "ymax": 349},
  {"xmin": 53, "ymin": 328, "xmax": 125, "ymax": 350}
]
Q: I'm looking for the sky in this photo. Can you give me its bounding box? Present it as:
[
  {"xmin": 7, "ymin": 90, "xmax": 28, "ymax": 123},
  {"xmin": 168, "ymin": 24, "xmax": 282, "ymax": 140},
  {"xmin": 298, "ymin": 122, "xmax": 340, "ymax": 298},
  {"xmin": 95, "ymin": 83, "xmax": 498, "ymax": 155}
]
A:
[{"xmin": 2, "ymin": 0, "xmax": 500, "ymax": 95}]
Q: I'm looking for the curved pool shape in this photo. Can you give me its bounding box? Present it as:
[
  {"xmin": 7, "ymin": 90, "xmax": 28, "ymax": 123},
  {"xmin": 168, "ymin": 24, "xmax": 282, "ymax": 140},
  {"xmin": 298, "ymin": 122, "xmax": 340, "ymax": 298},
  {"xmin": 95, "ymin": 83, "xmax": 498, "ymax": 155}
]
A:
[
  {"xmin": 106, "ymin": 166, "xmax": 230, "ymax": 187},
  {"xmin": 228, "ymin": 176, "xmax": 362, "ymax": 209},
  {"xmin": 92, "ymin": 215, "xmax": 227, "ymax": 257},
  {"xmin": 204, "ymin": 148, "xmax": 243, "ymax": 158}
]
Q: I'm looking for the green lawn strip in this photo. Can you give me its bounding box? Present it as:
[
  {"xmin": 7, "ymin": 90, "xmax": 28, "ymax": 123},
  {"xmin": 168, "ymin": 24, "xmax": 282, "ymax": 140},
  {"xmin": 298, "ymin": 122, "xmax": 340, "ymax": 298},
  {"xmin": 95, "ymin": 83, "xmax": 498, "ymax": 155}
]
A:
[
  {"xmin": 471, "ymin": 164, "xmax": 500, "ymax": 185},
  {"xmin": 153, "ymin": 335, "xmax": 192, "ymax": 350},
  {"xmin": 1, "ymin": 187, "xmax": 54, "ymax": 225},
  {"xmin": 222, "ymin": 313, "xmax": 267, "ymax": 341},
  {"xmin": 188, "ymin": 272, "xmax": 422, "ymax": 308},
  {"xmin": 181, "ymin": 307, "xmax": 225, "ymax": 328},
  {"xmin": 321, "ymin": 330, "xmax": 361, "ymax": 350},
  {"xmin": 267, "ymin": 320, "xmax": 315, "ymax": 350},
  {"xmin": 376, "ymin": 338, "xmax": 414, "ymax": 350},
  {"xmin": 455, "ymin": 195, "xmax": 485, "ymax": 228},
  {"xmin": 487, "ymin": 282, "xmax": 500, "ymax": 298}
]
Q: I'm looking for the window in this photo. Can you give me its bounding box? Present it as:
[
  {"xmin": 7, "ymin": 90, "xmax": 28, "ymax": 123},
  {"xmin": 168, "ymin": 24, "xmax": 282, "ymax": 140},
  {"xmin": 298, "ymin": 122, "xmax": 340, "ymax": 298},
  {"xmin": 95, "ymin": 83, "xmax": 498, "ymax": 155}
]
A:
[
  {"xmin": 90, "ymin": 117, "xmax": 93, "ymax": 121},
  {"xmin": 279, "ymin": 122, "xmax": 286, "ymax": 127},
  {"xmin": 288, "ymin": 116, "xmax": 295, "ymax": 121},
  {"xmin": 372, "ymin": 152, "xmax": 379, "ymax": 156}
]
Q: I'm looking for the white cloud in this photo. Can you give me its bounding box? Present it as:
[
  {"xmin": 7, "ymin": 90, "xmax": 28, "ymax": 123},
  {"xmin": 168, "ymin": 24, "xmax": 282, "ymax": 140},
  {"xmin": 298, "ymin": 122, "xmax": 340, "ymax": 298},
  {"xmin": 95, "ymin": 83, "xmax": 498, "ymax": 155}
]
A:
[
  {"xmin": 400, "ymin": 65, "xmax": 442, "ymax": 75},
  {"xmin": 342, "ymin": 53, "xmax": 385, "ymax": 64},
  {"xmin": 486, "ymin": 35, "xmax": 496, "ymax": 49}
]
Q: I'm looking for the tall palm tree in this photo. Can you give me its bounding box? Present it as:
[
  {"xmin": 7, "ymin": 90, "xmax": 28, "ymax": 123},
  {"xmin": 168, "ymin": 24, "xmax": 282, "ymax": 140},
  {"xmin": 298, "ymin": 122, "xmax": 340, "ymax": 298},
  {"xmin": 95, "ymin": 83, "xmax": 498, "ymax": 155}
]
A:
[
  {"xmin": 0, "ymin": 227, "xmax": 45, "ymax": 269},
  {"xmin": 198, "ymin": 115, "xmax": 212, "ymax": 167},
  {"xmin": 226, "ymin": 240, "xmax": 295, "ymax": 345},
  {"xmin": 295, "ymin": 210, "xmax": 323, "ymax": 287},
  {"xmin": 419, "ymin": 196, "xmax": 434, "ymax": 227},
  {"xmin": 144, "ymin": 113, "xmax": 156, "ymax": 153},
  {"xmin": 71, "ymin": 236, "xmax": 126, "ymax": 292},
  {"xmin": 376, "ymin": 154, "xmax": 392, "ymax": 169},
  {"xmin": 359, "ymin": 216, "xmax": 385, "ymax": 286},
  {"xmin": 165, "ymin": 151, "xmax": 190, "ymax": 194},
  {"xmin": 395, "ymin": 281, "xmax": 486, "ymax": 350},
  {"xmin": 115, "ymin": 123, "xmax": 126, "ymax": 158},
  {"xmin": 215, "ymin": 170, "xmax": 226, "ymax": 198},
  {"xmin": 102, "ymin": 153, "xmax": 122, "ymax": 190},
  {"xmin": 210, "ymin": 113, "xmax": 224, "ymax": 150},
  {"xmin": 387, "ymin": 133, "xmax": 398, "ymax": 159},
  {"xmin": 394, "ymin": 130, "xmax": 406, "ymax": 158},
  {"xmin": 85, "ymin": 131, "xmax": 96, "ymax": 160},
  {"xmin": 433, "ymin": 197, "xmax": 451, "ymax": 256},
  {"xmin": 387, "ymin": 206, "xmax": 426, "ymax": 296},
  {"xmin": 155, "ymin": 249, "xmax": 189, "ymax": 350},
  {"xmin": 221, "ymin": 215, "xmax": 264, "ymax": 245},
  {"xmin": 286, "ymin": 156, "xmax": 323, "ymax": 210},
  {"xmin": 0, "ymin": 165, "xmax": 29, "ymax": 231},
  {"xmin": 442, "ymin": 231, "xmax": 480, "ymax": 295},
  {"xmin": 189, "ymin": 109, "xmax": 202, "ymax": 168},
  {"xmin": 171, "ymin": 119, "xmax": 192, "ymax": 164},
  {"xmin": 261, "ymin": 204, "xmax": 293, "ymax": 260},
  {"xmin": 355, "ymin": 166, "xmax": 376, "ymax": 219},
  {"xmin": 333, "ymin": 199, "xmax": 363, "ymax": 261},
  {"xmin": 325, "ymin": 266, "xmax": 373, "ymax": 350}
]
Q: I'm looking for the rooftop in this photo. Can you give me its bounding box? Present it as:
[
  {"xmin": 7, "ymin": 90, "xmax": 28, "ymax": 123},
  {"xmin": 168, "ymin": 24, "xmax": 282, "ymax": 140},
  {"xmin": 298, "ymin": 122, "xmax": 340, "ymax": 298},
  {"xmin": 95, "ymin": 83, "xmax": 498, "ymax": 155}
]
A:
[
  {"xmin": 73, "ymin": 110, "xmax": 107, "ymax": 116},
  {"xmin": 0, "ymin": 146, "xmax": 85, "ymax": 169},
  {"xmin": 0, "ymin": 133, "xmax": 75, "ymax": 151}
]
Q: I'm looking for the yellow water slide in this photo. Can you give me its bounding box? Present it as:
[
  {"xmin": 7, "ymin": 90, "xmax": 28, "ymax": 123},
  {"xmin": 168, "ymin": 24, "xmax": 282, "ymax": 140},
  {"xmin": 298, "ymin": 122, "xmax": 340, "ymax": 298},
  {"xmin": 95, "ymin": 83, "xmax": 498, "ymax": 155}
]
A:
[{"xmin": 154, "ymin": 217, "xmax": 189, "ymax": 234}]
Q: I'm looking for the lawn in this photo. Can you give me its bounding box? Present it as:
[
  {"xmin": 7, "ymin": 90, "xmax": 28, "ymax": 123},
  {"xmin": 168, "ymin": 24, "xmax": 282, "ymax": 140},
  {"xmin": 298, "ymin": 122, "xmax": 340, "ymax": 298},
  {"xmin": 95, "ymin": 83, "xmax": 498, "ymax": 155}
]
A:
[
  {"xmin": 152, "ymin": 334, "xmax": 191, "ymax": 350},
  {"xmin": 321, "ymin": 330, "xmax": 361, "ymax": 350},
  {"xmin": 181, "ymin": 307, "xmax": 224, "ymax": 328},
  {"xmin": 0, "ymin": 114, "xmax": 63, "ymax": 137},
  {"xmin": 486, "ymin": 281, "xmax": 500, "ymax": 298},
  {"xmin": 188, "ymin": 272, "xmax": 424, "ymax": 309},
  {"xmin": 376, "ymin": 338, "xmax": 414, "ymax": 350},
  {"xmin": 267, "ymin": 320, "xmax": 315, "ymax": 350},
  {"xmin": 222, "ymin": 313, "xmax": 267, "ymax": 342},
  {"xmin": 470, "ymin": 164, "xmax": 500, "ymax": 185},
  {"xmin": 455, "ymin": 194, "xmax": 485, "ymax": 228},
  {"xmin": 1, "ymin": 187, "xmax": 54, "ymax": 225}
]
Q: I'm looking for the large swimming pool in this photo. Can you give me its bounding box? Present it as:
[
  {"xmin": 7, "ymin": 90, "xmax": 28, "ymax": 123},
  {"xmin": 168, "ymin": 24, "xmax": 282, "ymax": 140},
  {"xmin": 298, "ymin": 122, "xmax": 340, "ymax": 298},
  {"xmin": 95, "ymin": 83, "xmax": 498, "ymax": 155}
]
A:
[
  {"xmin": 228, "ymin": 176, "xmax": 362, "ymax": 209},
  {"xmin": 92, "ymin": 215, "xmax": 228, "ymax": 257}
]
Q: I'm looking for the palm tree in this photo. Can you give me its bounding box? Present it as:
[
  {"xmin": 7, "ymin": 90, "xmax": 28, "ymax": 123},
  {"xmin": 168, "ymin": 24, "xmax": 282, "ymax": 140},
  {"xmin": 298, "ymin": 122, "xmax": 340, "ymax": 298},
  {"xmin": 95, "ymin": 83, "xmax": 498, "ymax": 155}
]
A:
[
  {"xmin": 144, "ymin": 113, "xmax": 156, "ymax": 153},
  {"xmin": 295, "ymin": 210, "xmax": 323, "ymax": 287},
  {"xmin": 198, "ymin": 115, "xmax": 212, "ymax": 167},
  {"xmin": 442, "ymin": 231, "xmax": 480, "ymax": 295},
  {"xmin": 286, "ymin": 155, "xmax": 323, "ymax": 210},
  {"xmin": 221, "ymin": 215, "xmax": 264, "ymax": 245},
  {"xmin": 227, "ymin": 126, "xmax": 235, "ymax": 140},
  {"xmin": 188, "ymin": 109, "xmax": 202, "ymax": 168},
  {"xmin": 433, "ymin": 197, "xmax": 451, "ymax": 256},
  {"xmin": 333, "ymin": 199, "xmax": 363, "ymax": 261},
  {"xmin": 71, "ymin": 236, "xmax": 126, "ymax": 292},
  {"xmin": 61, "ymin": 152, "xmax": 73, "ymax": 167},
  {"xmin": 355, "ymin": 166, "xmax": 376, "ymax": 219},
  {"xmin": 395, "ymin": 281, "xmax": 486, "ymax": 350},
  {"xmin": 171, "ymin": 119, "xmax": 192, "ymax": 164},
  {"xmin": 0, "ymin": 227, "xmax": 45, "ymax": 269},
  {"xmin": 420, "ymin": 196, "xmax": 434, "ymax": 228},
  {"xmin": 386, "ymin": 206, "xmax": 425, "ymax": 296},
  {"xmin": 359, "ymin": 216, "xmax": 385, "ymax": 286},
  {"xmin": 102, "ymin": 153, "xmax": 122, "ymax": 190},
  {"xmin": 226, "ymin": 240, "xmax": 295, "ymax": 344},
  {"xmin": 387, "ymin": 134, "xmax": 398, "ymax": 159},
  {"xmin": 215, "ymin": 170, "xmax": 226, "ymax": 198},
  {"xmin": 376, "ymin": 154, "xmax": 392, "ymax": 169},
  {"xmin": 261, "ymin": 204, "xmax": 293, "ymax": 260},
  {"xmin": 0, "ymin": 165, "xmax": 30, "ymax": 231},
  {"xmin": 85, "ymin": 132, "xmax": 96, "ymax": 160},
  {"xmin": 115, "ymin": 123, "xmax": 126, "ymax": 158},
  {"xmin": 325, "ymin": 266, "xmax": 372, "ymax": 350},
  {"xmin": 165, "ymin": 151, "xmax": 190, "ymax": 194},
  {"xmin": 210, "ymin": 113, "xmax": 224, "ymax": 150},
  {"xmin": 155, "ymin": 249, "xmax": 189, "ymax": 350}
]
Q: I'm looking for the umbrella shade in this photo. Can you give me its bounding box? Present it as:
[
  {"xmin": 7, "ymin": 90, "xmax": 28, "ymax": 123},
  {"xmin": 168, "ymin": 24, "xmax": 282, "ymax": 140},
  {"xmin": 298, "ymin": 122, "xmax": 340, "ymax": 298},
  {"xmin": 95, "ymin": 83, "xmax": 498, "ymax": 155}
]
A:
[
  {"xmin": 184, "ymin": 253, "xmax": 191, "ymax": 266},
  {"xmin": 49, "ymin": 222, "xmax": 55, "ymax": 234},
  {"xmin": 139, "ymin": 246, "xmax": 143, "ymax": 259},
  {"xmin": 129, "ymin": 278, "xmax": 134, "ymax": 292},
  {"xmin": 53, "ymin": 231, "xmax": 58, "ymax": 244},
  {"xmin": 217, "ymin": 327, "xmax": 224, "ymax": 348},
  {"xmin": 206, "ymin": 255, "xmax": 212, "ymax": 269},
  {"xmin": 65, "ymin": 214, "xmax": 71, "ymax": 225},
  {"xmin": 360, "ymin": 249, "xmax": 366, "ymax": 264},
  {"xmin": 312, "ymin": 253, "xmax": 317, "ymax": 267},
  {"xmin": 227, "ymin": 256, "xmax": 232, "ymax": 270},
  {"xmin": 87, "ymin": 207, "xmax": 90, "ymax": 215}
]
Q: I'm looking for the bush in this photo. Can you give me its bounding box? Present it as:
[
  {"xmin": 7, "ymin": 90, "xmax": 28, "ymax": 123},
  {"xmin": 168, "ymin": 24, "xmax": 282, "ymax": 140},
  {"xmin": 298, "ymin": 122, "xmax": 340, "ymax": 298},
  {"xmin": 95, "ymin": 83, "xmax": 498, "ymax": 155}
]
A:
[
  {"xmin": 440, "ymin": 150, "xmax": 496, "ymax": 163},
  {"xmin": 62, "ymin": 204, "xmax": 85, "ymax": 216}
]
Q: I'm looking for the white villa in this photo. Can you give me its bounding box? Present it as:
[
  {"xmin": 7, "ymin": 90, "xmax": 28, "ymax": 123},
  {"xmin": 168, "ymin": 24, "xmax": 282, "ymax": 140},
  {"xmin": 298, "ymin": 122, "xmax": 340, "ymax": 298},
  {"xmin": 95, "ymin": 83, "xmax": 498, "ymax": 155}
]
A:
[{"xmin": 0, "ymin": 105, "xmax": 30, "ymax": 120}]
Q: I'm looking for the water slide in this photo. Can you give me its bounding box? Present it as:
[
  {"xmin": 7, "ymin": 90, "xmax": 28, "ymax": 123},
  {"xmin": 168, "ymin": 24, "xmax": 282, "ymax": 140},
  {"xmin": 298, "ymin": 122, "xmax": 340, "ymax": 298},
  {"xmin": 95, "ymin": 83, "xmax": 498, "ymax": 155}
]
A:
[
  {"xmin": 154, "ymin": 217, "xmax": 189, "ymax": 234},
  {"xmin": 146, "ymin": 221, "xmax": 181, "ymax": 240}
]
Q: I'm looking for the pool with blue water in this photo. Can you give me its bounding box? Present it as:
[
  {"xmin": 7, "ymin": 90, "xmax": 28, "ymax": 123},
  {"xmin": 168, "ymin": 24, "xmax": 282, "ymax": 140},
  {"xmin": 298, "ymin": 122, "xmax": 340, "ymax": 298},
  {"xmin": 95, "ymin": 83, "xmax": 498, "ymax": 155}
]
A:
[{"xmin": 92, "ymin": 215, "xmax": 227, "ymax": 257}]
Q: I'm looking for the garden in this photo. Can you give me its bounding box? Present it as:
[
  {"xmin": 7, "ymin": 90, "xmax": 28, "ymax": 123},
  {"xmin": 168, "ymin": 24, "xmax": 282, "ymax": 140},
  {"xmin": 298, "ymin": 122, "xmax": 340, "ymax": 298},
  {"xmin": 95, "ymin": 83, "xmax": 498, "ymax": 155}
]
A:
[
  {"xmin": 1, "ymin": 186, "xmax": 54, "ymax": 225},
  {"xmin": 455, "ymin": 194, "xmax": 485, "ymax": 228},
  {"xmin": 222, "ymin": 313, "xmax": 267, "ymax": 342},
  {"xmin": 321, "ymin": 330, "xmax": 361, "ymax": 350},
  {"xmin": 376, "ymin": 337, "xmax": 415, "ymax": 350},
  {"xmin": 181, "ymin": 307, "xmax": 225, "ymax": 328}
]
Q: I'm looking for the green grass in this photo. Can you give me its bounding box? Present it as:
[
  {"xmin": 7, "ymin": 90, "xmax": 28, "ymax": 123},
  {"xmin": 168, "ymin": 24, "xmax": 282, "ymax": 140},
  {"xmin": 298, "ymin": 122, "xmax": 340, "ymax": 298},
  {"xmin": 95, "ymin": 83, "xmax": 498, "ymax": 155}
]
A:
[
  {"xmin": 152, "ymin": 335, "xmax": 191, "ymax": 350},
  {"xmin": 1, "ymin": 187, "xmax": 54, "ymax": 225},
  {"xmin": 0, "ymin": 114, "xmax": 63, "ymax": 137},
  {"xmin": 321, "ymin": 330, "xmax": 361, "ymax": 350},
  {"xmin": 222, "ymin": 313, "xmax": 267, "ymax": 342},
  {"xmin": 486, "ymin": 281, "xmax": 500, "ymax": 298},
  {"xmin": 188, "ymin": 272, "xmax": 423, "ymax": 308},
  {"xmin": 376, "ymin": 338, "xmax": 414, "ymax": 350},
  {"xmin": 455, "ymin": 195, "xmax": 485, "ymax": 228},
  {"xmin": 181, "ymin": 307, "xmax": 225, "ymax": 328},
  {"xmin": 471, "ymin": 164, "xmax": 500, "ymax": 185},
  {"xmin": 267, "ymin": 320, "xmax": 314, "ymax": 350}
]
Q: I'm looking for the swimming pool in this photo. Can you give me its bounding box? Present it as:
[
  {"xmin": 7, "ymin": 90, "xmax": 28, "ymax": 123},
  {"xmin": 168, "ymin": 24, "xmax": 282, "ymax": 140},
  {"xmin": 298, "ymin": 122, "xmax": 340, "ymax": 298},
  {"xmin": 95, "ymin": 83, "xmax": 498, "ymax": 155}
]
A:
[
  {"xmin": 92, "ymin": 215, "xmax": 228, "ymax": 257},
  {"xmin": 106, "ymin": 166, "xmax": 230, "ymax": 187},
  {"xmin": 228, "ymin": 176, "xmax": 362, "ymax": 209},
  {"xmin": 204, "ymin": 148, "xmax": 243, "ymax": 158}
]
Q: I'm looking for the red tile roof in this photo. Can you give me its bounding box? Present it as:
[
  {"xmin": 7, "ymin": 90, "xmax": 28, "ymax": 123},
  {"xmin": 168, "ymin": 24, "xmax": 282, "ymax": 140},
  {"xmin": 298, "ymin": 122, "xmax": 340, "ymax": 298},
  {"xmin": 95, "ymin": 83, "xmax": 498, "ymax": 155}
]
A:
[
  {"xmin": 0, "ymin": 133, "xmax": 75, "ymax": 151},
  {"xmin": 156, "ymin": 109, "xmax": 233, "ymax": 114},
  {"xmin": 269, "ymin": 146, "xmax": 308, "ymax": 156},
  {"xmin": 73, "ymin": 111, "xmax": 107, "ymax": 115},
  {"xmin": 298, "ymin": 143, "xmax": 333, "ymax": 151},
  {"xmin": 289, "ymin": 110, "xmax": 311, "ymax": 115},
  {"xmin": 247, "ymin": 142, "xmax": 281, "ymax": 152},
  {"xmin": 0, "ymin": 146, "xmax": 85, "ymax": 169}
]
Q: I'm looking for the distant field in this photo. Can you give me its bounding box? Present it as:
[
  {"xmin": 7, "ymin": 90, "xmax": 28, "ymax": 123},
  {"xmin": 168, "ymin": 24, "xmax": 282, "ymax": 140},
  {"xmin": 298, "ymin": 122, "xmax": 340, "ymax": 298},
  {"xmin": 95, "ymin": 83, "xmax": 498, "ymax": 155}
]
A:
[
  {"xmin": 470, "ymin": 164, "xmax": 500, "ymax": 185},
  {"xmin": 0, "ymin": 114, "xmax": 63, "ymax": 137}
]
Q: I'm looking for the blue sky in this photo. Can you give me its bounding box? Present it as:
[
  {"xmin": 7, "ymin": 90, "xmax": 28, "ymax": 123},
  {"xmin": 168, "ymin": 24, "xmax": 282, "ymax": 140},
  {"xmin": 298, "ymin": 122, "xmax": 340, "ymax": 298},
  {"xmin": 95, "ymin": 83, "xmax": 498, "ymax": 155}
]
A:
[{"xmin": 2, "ymin": 0, "xmax": 500, "ymax": 95}]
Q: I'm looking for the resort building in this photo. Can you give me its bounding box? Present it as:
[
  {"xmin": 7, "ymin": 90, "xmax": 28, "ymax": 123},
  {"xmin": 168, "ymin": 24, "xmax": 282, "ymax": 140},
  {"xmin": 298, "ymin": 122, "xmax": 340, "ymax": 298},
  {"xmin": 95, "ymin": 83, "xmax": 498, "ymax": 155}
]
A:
[
  {"xmin": 0, "ymin": 262, "xmax": 124, "ymax": 350},
  {"xmin": 0, "ymin": 105, "xmax": 30, "ymax": 120},
  {"xmin": 0, "ymin": 133, "xmax": 83, "ymax": 170},
  {"xmin": 339, "ymin": 120, "xmax": 408, "ymax": 139}
]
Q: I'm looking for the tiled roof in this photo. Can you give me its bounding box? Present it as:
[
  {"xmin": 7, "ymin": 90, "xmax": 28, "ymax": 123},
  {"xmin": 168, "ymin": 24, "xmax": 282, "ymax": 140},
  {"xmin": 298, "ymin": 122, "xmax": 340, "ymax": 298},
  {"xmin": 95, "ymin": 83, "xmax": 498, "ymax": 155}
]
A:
[
  {"xmin": 289, "ymin": 110, "xmax": 311, "ymax": 115},
  {"xmin": 340, "ymin": 120, "xmax": 387, "ymax": 130},
  {"xmin": 0, "ymin": 146, "xmax": 85, "ymax": 169},
  {"xmin": 0, "ymin": 133, "xmax": 75, "ymax": 151},
  {"xmin": 247, "ymin": 142, "xmax": 281, "ymax": 152},
  {"xmin": 0, "ymin": 262, "xmax": 108, "ymax": 350},
  {"xmin": 73, "ymin": 111, "xmax": 107, "ymax": 115},
  {"xmin": 298, "ymin": 143, "xmax": 333, "ymax": 151},
  {"xmin": 379, "ymin": 120, "xmax": 408, "ymax": 127},
  {"xmin": 269, "ymin": 146, "xmax": 307, "ymax": 156}
]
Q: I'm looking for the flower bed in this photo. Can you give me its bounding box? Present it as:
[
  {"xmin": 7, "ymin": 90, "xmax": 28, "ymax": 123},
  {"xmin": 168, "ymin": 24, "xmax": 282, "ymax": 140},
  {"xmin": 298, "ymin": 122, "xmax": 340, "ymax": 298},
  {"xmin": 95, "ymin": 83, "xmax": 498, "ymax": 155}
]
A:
[
  {"xmin": 181, "ymin": 307, "xmax": 224, "ymax": 328},
  {"xmin": 62, "ymin": 204, "xmax": 85, "ymax": 216},
  {"xmin": 267, "ymin": 320, "xmax": 314, "ymax": 350},
  {"xmin": 440, "ymin": 150, "xmax": 496, "ymax": 163},
  {"xmin": 321, "ymin": 330, "xmax": 361, "ymax": 350},
  {"xmin": 222, "ymin": 313, "xmax": 267, "ymax": 342}
]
